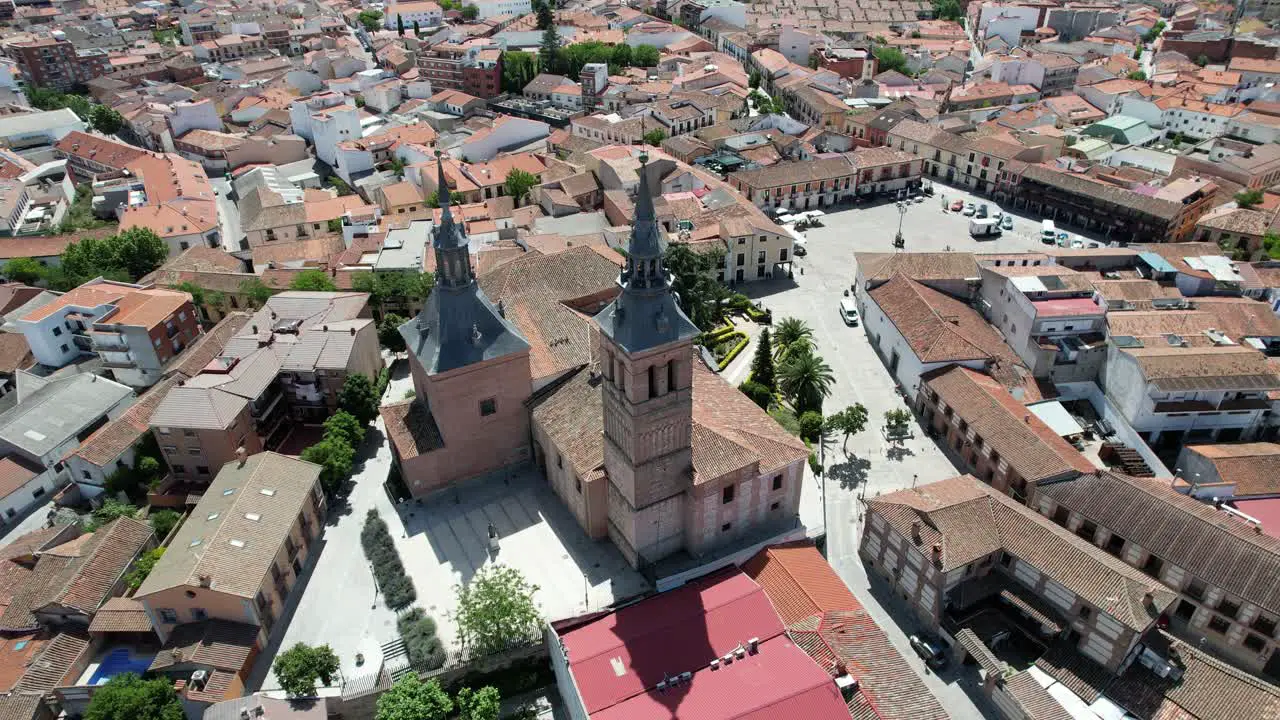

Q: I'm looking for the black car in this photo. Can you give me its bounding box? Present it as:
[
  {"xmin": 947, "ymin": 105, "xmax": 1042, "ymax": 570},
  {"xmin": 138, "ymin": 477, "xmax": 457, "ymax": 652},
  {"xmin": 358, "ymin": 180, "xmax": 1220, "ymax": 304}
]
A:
[{"xmin": 909, "ymin": 635, "xmax": 948, "ymax": 669}]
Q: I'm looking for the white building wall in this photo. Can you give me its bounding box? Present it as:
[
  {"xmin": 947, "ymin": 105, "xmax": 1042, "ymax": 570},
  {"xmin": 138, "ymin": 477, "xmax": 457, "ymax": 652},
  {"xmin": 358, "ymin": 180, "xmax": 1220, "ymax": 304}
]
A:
[
  {"xmin": 474, "ymin": 0, "xmax": 531, "ymax": 18},
  {"xmin": 458, "ymin": 117, "xmax": 549, "ymax": 161},
  {"xmin": 312, "ymin": 108, "xmax": 361, "ymax": 167}
]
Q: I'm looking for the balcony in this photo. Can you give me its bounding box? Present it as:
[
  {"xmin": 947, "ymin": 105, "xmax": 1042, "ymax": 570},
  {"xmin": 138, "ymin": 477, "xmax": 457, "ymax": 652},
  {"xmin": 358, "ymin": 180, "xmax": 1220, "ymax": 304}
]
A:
[
  {"xmin": 1152, "ymin": 397, "xmax": 1270, "ymax": 413},
  {"xmin": 72, "ymin": 335, "xmax": 93, "ymax": 352},
  {"xmin": 1218, "ymin": 397, "xmax": 1270, "ymax": 411},
  {"xmin": 89, "ymin": 332, "xmax": 127, "ymax": 351},
  {"xmin": 99, "ymin": 351, "xmax": 135, "ymax": 369}
]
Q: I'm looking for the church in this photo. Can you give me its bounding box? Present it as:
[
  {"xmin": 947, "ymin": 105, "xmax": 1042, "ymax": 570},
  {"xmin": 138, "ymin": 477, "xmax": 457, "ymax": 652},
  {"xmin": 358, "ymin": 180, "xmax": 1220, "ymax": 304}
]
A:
[{"xmin": 383, "ymin": 150, "xmax": 807, "ymax": 569}]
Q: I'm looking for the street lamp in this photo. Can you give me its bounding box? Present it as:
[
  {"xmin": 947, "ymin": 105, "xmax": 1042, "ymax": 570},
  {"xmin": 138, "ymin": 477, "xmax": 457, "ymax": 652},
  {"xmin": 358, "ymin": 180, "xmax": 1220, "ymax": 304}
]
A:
[
  {"xmin": 893, "ymin": 201, "xmax": 907, "ymax": 249},
  {"xmin": 370, "ymin": 562, "xmax": 380, "ymax": 610}
]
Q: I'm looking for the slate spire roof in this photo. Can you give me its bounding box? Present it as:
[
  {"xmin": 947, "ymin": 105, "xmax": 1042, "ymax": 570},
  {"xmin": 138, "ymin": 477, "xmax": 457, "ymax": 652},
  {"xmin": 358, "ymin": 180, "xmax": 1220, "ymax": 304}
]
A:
[
  {"xmin": 593, "ymin": 152, "xmax": 698, "ymax": 354},
  {"xmin": 398, "ymin": 154, "xmax": 529, "ymax": 375}
]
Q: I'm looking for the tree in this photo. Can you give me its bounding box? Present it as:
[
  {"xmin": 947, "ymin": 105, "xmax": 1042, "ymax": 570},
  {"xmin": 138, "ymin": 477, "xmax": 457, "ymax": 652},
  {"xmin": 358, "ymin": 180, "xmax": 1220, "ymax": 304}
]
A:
[
  {"xmin": 738, "ymin": 380, "xmax": 771, "ymax": 409},
  {"xmin": 88, "ymin": 500, "xmax": 139, "ymax": 531},
  {"xmin": 873, "ymin": 45, "xmax": 908, "ymax": 75},
  {"xmin": 111, "ymin": 227, "xmax": 169, "ymax": 279},
  {"xmin": 376, "ymin": 676, "xmax": 453, "ymax": 720},
  {"xmin": 338, "ymin": 373, "xmax": 381, "ymax": 423},
  {"xmin": 3, "ymin": 257, "xmax": 44, "ymax": 284},
  {"xmin": 932, "ymin": 0, "xmax": 961, "ymax": 20},
  {"xmin": 89, "ymin": 105, "xmax": 123, "ymax": 134},
  {"xmin": 125, "ymin": 547, "xmax": 164, "ymax": 590},
  {"xmin": 148, "ymin": 509, "xmax": 180, "ymax": 540},
  {"xmin": 501, "ymin": 51, "xmax": 538, "ymax": 93},
  {"xmin": 665, "ymin": 243, "xmax": 727, "ymax": 329},
  {"xmin": 1143, "ymin": 20, "xmax": 1165, "ymax": 43},
  {"xmin": 1128, "ymin": 70, "xmax": 1147, "ymax": 80},
  {"xmin": 379, "ymin": 313, "xmax": 407, "ymax": 351},
  {"xmin": 357, "ymin": 9, "xmax": 383, "ymax": 32},
  {"xmin": 301, "ymin": 437, "xmax": 356, "ymax": 493},
  {"xmin": 239, "ymin": 278, "xmax": 275, "ymax": 307},
  {"xmin": 504, "ymin": 168, "xmax": 538, "ymax": 205},
  {"xmin": 1236, "ymin": 189, "xmax": 1264, "ymax": 209},
  {"xmin": 461, "ymin": 5, "xmax": 478, "ymax": 19},
  {"xmin": 748, "ymin": 70, "xmax": 761, "ymax": 89},
  {"xmin": 798, "ymin": 411, "xmax": 823, "ymax": 442},
  {"xmin": 535, "ymin": 0, "xmax": 554, "ymax": 29},
  {"xmin": 397, "ymin": 13, "xmax": 405, "ymax": 35},
  {"xmin": 426, "ymin": 189, "xmax": 465, "ymax": 208},
  {"xmin": 389, "ymin": 156, "xmax": 406, "ymax": 177},
  {"xmin": 291, "ymin": 269, "xmax": 338, "ymax": 291},
  {"xmin": 456, "ymin": 687, "xmax": 501, "ymax": 720},
  {"xmin": 749, "ymin": 329, "xmax": 776, "ymax": 391},
  {"xmin": 328, "ymin": 176, "xmax": 354, "ymax": 196},
  {"xmin": 413, "ymin": 20, "xmax": 421, "ymax": 35},
  {"xmin": 772, "ymin": 317, "xmax": 814, "ymax": 361},
  {"xmin": 610, "ymin": 43, "xmax": 632, "ymax": 69},
  {"xmin": 273, "ymin": 643, "xmax": 340, "ymax": 697},
  {"xmin": 454, "ymin": 565, "xmax": 541, "ymax": 655},
  {"xmin": 642, "ymin": 128, "xmax": 667, "ymax": 146},
  {"xmin": 1265, "ymin": 232, "xmax": 1280, "ymax": 260},
  {"xmin": 778, "ymin": 348, "xmax": 834, "ymax": 415},
  {"xmin": 631, "ymin": 44, "xmax": 660, "ymax": 67},
  {"xmin": 85, "ymin": 674, "xmax": 183, "ymax": 720},
  {"xmin": 539, "ymin": 24, "xmax": 563, "ymax": 73},
  {"xmin": 323, "ymin": 410, "xmax": 366, "ymax": 449},
  {"xmin": 825, "ymin": 403, "xmax": 868, "ymax": 448},
  {"xmin": 1196, "ymin": 54, "xmax": 1210, "ymax": 67},
  {"xmin": 884, "ymin": 408, "xmax": 911, "ymax": 433}
]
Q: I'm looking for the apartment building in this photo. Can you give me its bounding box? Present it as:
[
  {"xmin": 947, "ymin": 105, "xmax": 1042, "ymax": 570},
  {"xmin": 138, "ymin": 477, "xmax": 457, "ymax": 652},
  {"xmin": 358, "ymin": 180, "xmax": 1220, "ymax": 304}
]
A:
[
  {"xmin": 1032, "ymin": 471, "xmax": 1280, "ymax": 681},
  {"xmin": 417, "ymin": 44, "xmax": 466, "ymax": 91},
  {"xmin": 385, "ymin": 0, "xmax": 442, "ymax": 29},
  {"xmin": 135, "ymin": 452, "xmax": 326, "ymax": 649},
  {"xmin": 1101, "ymin": 343, "xmax": 1280, "ymax": 448},
  {"xmin": 14, "ymin": 279, "xmax": 200, "ymax": 387},
  {"xmin": 729, "ymin": 148, "xmax": 921, "ymax": 211},
  {"xmin": 916, "ymin": 366, "xmax": 1093, "ymax": 502},
  {"xmin": 53, "ymin": 131, "xmax": 147, "ymax": 183},
  {"xmin": 149, "ymin": 292, "xmax": 379, "ymax": 482},
  {"xmin": 979, "ymin": 264, "xmax": 1106, "ymax": 381},
  {"xmin": 1, "ymin": 37, "xmax": 109, "ymax": 92},
  {"xmin": 863, "ymin": 475, "xmax": 1177, "ymax": 672}
]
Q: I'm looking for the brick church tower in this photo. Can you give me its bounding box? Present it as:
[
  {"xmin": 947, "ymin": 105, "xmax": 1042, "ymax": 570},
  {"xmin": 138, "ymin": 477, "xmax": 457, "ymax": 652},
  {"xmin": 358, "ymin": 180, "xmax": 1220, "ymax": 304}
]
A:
[{"xmin": 594, "ymin": 153, "xmax": 700, "ymax": 568}]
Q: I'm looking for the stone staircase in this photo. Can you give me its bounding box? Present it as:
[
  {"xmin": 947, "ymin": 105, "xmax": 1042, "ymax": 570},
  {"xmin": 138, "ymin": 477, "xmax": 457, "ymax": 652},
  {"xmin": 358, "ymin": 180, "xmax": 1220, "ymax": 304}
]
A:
[{"xmin": 381, "ymin": 637, "xmax": 413, "ymax": 681}]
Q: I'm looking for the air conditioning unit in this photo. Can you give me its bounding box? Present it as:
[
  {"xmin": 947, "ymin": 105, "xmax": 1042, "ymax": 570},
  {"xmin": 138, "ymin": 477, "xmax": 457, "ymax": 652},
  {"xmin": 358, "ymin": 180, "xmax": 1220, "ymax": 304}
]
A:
[{"xmin": 190, "ymin": 670, "xmax": 210, "ymax": 690}]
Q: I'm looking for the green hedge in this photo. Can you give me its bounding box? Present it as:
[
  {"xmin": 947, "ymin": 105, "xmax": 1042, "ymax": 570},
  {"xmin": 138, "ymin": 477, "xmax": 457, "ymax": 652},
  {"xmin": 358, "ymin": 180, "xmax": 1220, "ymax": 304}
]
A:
[
  {"xmin": 716, "ymin": 333, "xmax": 749, "ymax": 371},
  {"xmin": 398, "ymin": 607, "xmax": 447, "ymax": 671},
  {"xmin": 700, "ymin": 322, "xmax": 737, "ymax": 345},
  {"xmin": 745, "ymin": 306, "xmax": 771, "ymax": 323},
  {"xmin": 360, "ymin": 509, "xmax": 416, "ymax": 610}
]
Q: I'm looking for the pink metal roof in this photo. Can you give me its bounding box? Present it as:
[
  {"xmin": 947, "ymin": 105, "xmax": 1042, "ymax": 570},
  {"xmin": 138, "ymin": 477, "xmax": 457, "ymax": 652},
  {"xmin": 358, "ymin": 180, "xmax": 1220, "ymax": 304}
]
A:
[
  {"xmin": 590, "ymin": 635, "xmax": 850, "ymax": 720},
  {"xmin": 1235, "ymin": 498, "xmax": 1280, "ymax": 539},
  {"xmin": 560, "ymin": 569, "xmax": 786, "ymax": 715},
  {"xmin": 1032, "ymin": 297, "xmax": 1104, "ymax": 318}
]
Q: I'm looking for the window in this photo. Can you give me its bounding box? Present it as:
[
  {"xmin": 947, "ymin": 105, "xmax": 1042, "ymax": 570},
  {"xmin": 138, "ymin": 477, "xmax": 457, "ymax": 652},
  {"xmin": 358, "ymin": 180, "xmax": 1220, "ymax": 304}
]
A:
[
  {"xmin": 479, "ymin": 398, "xmax": 496, "ymax": 416},
  {"xmin": 556, "ymin": 454, "xmax": 562, "ymax": 469},
  {"xmin": 1245, "ymin": 634, "xmax": 1267, "ymax": 652},
  {"xmin": 172, "ymin": 464, "xmax": 185, "ymax": 474},
  {"xmin": 575, "ymin": 477, "xmax": 582, "ymax": 494},
  {"xmin": 183, "ymin": 429, "xmax": 197, "ymax": 438},
  {"xmin": 1142, "ymin": 553, "xmax": 1164, "ymax": 578},
  {"xmin": 1208, "ymin": 615, "xmax": 1231, "ymax": 634},
  {"xmin": 1186, "ymin": 578, "xmax": 1207, "ymax": 601},
  {"xmin": 31, "ymin": 487, "xmax": 44, "ymax": 499},
  {"xmin": 723, "ymin": 485, "xmax": 735, "ymax": 504},
  {"xmin": 1253, "ymin": 614, "xmax": 1277, "ymax": 637},
  {"xmin": 158, "ymin": 608, "xmax": 178, "ymax": 623},
  {"xmin": 191, "ymin": 608, "xmax": 208, "ymax": 621},
  {"xmin": 648, "ymin": 365, "xmax": 657, "ymax": 399},
  {"xmin": 999, "ymin": 552, "xmax": 1013, "ymax": 567},
  {"xmin": 772, "ymin": 475, "xmax": 783, "ymax": 490},
  {"xmin": 1079, "ymin": 606, "xmax": 1092, "ymax": 620},
  {"xmin": 1219, "ymin": 597, "xmax": 1241, "ymax": 620},
  {"xmin": 52, "ymin": 326, "xmax": 61, "ymax": 337},
  {"xmin": 721, "ymin": 522, "xmax": 732, "ymax": 532},
  {"xmin": 197, "ymin": 466, "xmax": 210, "ymax": 476},
  {"xmin": 60, "ymin": 344, "xmax": 68, "ymax": 353},
  {"xmin": 82, "ymin": 470, "xmax": 90, "ymax": 480},
  {"xmin": 187, "ymin": 448, "xmax": 201, "ymax": 456}
]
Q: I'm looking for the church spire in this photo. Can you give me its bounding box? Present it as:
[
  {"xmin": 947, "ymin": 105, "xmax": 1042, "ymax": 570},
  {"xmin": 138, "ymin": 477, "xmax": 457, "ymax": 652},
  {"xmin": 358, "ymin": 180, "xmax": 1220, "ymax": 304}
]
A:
[
  {"xmin": 619, "ymin": 153, "xmax": 670, "ymax": 296},
  {"xmin": 432, "ymin": 151, "xmax": 473, "ymax": 289}
]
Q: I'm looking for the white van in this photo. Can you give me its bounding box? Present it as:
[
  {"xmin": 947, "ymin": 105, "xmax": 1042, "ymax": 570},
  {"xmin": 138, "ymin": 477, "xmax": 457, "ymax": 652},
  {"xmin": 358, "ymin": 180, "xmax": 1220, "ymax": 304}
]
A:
[
  {"xmin": 1041, "ymin": 219, "xmax": 1056, "ymax": 244},
  {"xmin": 969, "ymin": 218, "xmax": 1001, "ymax": 238},
  {"xmin": 839, "ymin": 298, "xmax": 859, "ymax": 326}
]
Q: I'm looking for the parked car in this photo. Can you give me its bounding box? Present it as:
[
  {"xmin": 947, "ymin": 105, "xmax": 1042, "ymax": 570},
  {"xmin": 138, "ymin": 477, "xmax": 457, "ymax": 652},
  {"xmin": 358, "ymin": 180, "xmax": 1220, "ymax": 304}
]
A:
[
  {"xmin": 962, "ymin": 203, "xmax": 976, "ymax": 216},
  {"xmin": 838, "ymin": 298, "xmax": 859, "ymax": 326},
  {"xmin": 909, "ymin": 635, "xmax": 948, "ymax": 669},
  {"xmin": 1001, "ymin": 214, "xmax": 1014, "ymax": 230},
  {"xmin": 793, "ymin": 240, "xmax": 808, "ymax": 256},
  {"xmin": 950, "ymin": 199, "xmax": 965, "ymax": 211}
]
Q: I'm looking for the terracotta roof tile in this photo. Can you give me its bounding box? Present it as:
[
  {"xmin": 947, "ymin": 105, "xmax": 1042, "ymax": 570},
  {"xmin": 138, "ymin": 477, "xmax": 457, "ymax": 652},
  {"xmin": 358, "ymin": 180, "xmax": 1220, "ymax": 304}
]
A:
[
  {"xmin": 88, "ymin": 596, "xmax": 153, "ymax": 633},
  {"xmin": 149, "ymin": 620, "xmax": 258, "ymax": 672}
]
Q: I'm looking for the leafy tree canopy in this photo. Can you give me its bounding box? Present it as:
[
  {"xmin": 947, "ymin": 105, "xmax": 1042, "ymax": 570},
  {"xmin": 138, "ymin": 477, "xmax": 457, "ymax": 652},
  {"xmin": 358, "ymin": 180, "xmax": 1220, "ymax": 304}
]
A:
[
  {"xmin": 665, "ymin": 243, "xmax": 728, "ymax": 330},
  {"xmin": 454, "ymin": 565, "xmax": 542, "ymax": 655},
  {"xmin": 301, "ymin": 437, "xmax": 356, "ymax": 494},
  {"xmin": 59, "ymin": 227, "xmax": 169, "ymax": 288},
  {"xmin": 338, "ymin": 373, "xmax": 381, "ymax": 424},
  {"xmin": 504, "ymin": 168, "xmax": 539, "ymax": 204},
  {"xmin": 357, "ymin": 9, "xmax": 383, "ymax": 32},
  {"xmin": 642, "ymin": 128, "xmax": 667, "ymax": 147},
  {"xmin": 85, "ymin": 674, "xmax": 183, "ymax": 720},
  {"xmin": 273, "ymin": 643, "xmax": 340, "ymax": 697},
  {"xmin": 3, "ymin": 257, "xmax": 44, "ymax": 284},
  {"xmin": 376, "ymin": 676, "xmax": 453, "ymax": 720},
  {"xmin": 290, "ymin": 269, "xmax": 338, "ymax": 292},
  {"xmin": 456, "ymin": 687, "xmax": 501, "ymax": 720}
]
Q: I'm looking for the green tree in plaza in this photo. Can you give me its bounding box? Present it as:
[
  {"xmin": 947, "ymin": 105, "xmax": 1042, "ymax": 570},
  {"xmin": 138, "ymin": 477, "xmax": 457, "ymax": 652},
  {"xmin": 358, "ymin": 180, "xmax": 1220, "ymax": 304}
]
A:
[
  {"xmin": 778, "ymin": 344, "xmax": 835, "ymax": 415},
  {"xmin": 500, "ymin": 51, "xmax": 539, "ymax": 92},
  {"xmin": 85, "ymin": 674, "xmax": 183, "ymax": 720},
  {"xmin": 749, "ymin": 328, "xmax": 776, "ymax": 391},
  {"xmin": 825, "ymin": 403, "xmax": 869, "ymax": 449},
  {"xmin": 771, "ymin": 317, "xmax": 814, "ymax": 361},
  {"xmin": 338, "ymin": 373, "xmax": 382, "ymax": 424},
  {"xmin": 932, "ymin": 0, "xmax": 961, "ymax": 20},
  {"xmin": 427, "ymin": 189, "xmax": 465, "ymax": 208},
  {"xmin": 379, "ymin": 313, "xmax": 408, "ymax": 351},
  {"xmin": 272, "ymin": 643, "xmax": 340, "ymax": 697},
  {"xmin": 454, "ymin": 565, "xmax": 542, "ymax": 655},
  {"xmin": 357, "ymin": 9, "xmax": 383, "ymax": 32},
  {"xmin": 396, "ymin": 13, "xmax": 405, "ymax": 35},
  {"xmin": 455, "ymin": 687, "xmax": 501, "ymax": 720},
  {"xmin": 301, "ymin": 437, "xmax": 356, "ymax": 494},
  {"xmin": 323, "ymin": 410, "xmax": 366, "ymax": 448},
  {"xmin": 539, "ymin": 23, "xmax": 563, "ymax": 73},
  {"xmin": 375, "ymin": 676, "xmax": 453, "ymax": 720},
  {"xmin": 461, "ymin": 5, "xmax": 479, "ymax": 19}
]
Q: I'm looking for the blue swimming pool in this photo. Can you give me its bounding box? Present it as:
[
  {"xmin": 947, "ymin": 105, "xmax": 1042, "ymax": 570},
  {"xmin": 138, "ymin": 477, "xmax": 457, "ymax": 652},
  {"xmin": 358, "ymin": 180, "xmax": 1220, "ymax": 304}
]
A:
[{"xmin": 87, "ymin": 648, "xmax": 155, "ymax": 686}]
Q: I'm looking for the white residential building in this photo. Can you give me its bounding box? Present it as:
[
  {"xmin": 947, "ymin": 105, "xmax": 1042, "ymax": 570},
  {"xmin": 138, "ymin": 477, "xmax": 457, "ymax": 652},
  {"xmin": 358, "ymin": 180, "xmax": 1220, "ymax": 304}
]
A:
[
  {"xmin": 385, "ymin": 0, "xmax": 442, "ymax": 29},
  {"xmin": 472, "ymin": 0, "xmax": 531, "ymax": 18},
  {"xmin": 458, "ymin": 116, "xmax": 549, "ymax": 162}
]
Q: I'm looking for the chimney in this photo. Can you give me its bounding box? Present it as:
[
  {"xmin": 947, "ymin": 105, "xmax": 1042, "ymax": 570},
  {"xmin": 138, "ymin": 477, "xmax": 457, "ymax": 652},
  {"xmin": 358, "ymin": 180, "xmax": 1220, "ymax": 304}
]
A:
[
  {"xmin": 1024, "ymin": 413, "xmax": 1030, "ymax": 424},
  {"xmin": 236, "ymin": 447, "xmax": 246, "ymax": 466},
  {"xmin": 748, "ymin": 637, "xmax": 759, "ymax": 653},
  {"xmin": 932, "ymin": 543, "xmax": 942, "ymax": 563},
  {"xmin": 350, "ymin": 327, "xmax": 356, "ymax": 336},
  {"xmin": 911, "ymin": 520, "xmax": 921, "ymax": 543}
]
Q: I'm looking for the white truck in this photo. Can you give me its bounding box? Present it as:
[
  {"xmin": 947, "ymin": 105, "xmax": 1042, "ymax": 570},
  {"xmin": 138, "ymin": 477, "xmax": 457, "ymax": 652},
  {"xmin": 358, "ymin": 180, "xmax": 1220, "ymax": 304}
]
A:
[{"xmin": 969, "ymin": 217, "xmax": 1001, "ymax": 238}]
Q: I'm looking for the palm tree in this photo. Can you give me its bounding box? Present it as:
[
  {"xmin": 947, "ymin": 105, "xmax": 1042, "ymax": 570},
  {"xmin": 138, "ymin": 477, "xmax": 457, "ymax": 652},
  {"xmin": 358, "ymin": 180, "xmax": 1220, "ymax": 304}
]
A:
[
  {"xmin": 778, "ymin": 350, "xmax": 835, "ymax": 415},
  {"xmin": 772, "ymin": 317, "xmax": 814, "ymax": 361}
]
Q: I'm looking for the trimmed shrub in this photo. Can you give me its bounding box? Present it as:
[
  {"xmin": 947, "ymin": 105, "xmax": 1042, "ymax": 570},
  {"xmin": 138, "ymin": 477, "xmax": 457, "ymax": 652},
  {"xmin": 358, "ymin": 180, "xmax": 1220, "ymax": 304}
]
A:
[
  {"xmin": 716, "ymin": 333, "xmax": 749, "ymax": 371},
  {"xmin": 361, "ymin": 509, "xmax": 417, "ymax": 610},
  {"xmin": 739, "ymin": 380, "xmax": 771, "ymax": 409},
  {"xmin": 398, "ymin": 608, "xmax": 447, "ymax": 671},
  {"xmin": 799, "ymin": 411, "xmax": 823, "ymax": 443}
]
